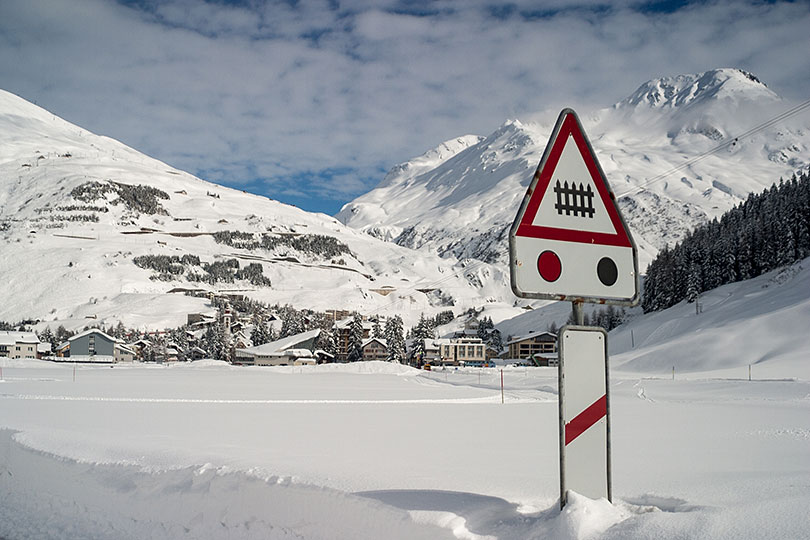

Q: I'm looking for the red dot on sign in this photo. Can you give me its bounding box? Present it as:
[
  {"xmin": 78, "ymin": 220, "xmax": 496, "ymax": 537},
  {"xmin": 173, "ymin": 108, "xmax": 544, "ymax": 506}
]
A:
[{"xmin": 537, "ymin": 250, "xmax": 562, "ymax": 282}]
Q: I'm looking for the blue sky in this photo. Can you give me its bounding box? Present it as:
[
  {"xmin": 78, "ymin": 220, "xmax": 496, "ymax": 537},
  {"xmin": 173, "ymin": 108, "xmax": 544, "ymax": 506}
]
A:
[{"xmin": 1, "ymin": 0, "xmax": 808, "ymax": 215}]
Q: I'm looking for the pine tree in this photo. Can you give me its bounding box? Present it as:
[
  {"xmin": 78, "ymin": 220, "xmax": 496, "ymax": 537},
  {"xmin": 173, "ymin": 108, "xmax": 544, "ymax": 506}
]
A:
[
  {"xmin": 371, "ymin": 317, "xmax": 383, "ymax": 339},
  {"xmin": 410, "ymin": 313, "xmax": 435, "ymax": 362},
  {"xmin": 609, "ymin": 307, "xmax": 625, "ymax": 330},
  {"xmin": 251, "ymin": 318, "xmax": 270, "ymax": 346},
  {"xmin": 347, "ymin": 313, "xmax": 364, "ymax": 362},
  {"xmin": 384, "ymin": 315, "xmax": 405, "ymax": 363},
  {"xmin": 266, "ymin": 323, "xmax": 278, "ymax": 343},
  {"xmin": 170, "ymin": 326, "xmax": 189, "ymax": 360},
  {"xmin": 476, "ymin": 316, "xmax": 493, "ymax": 341},
  {"xmin": 279, "ymin": 308, "xmax": 304, "ymax": 338},
  {"xmin": 204, "ymin": 322, "xmax": 226, "ymax": 361},
  {"xmin": 113, "ymin": 321, "xmax": 127, "ymax": 340},
  {"xmin": 318, "ymin": 325, "xmax": 337, "ymax": 359},
  {"xmin": 330, "ymin": 325, "xmax": 340, "ymax": 359},
  {"xmin": 686, "ymin": 262, "xmax": 701, "ymax": 303},
  {"xmin": 38, "ymin": 327, "xmax": 55, "ymax": 355},
  {"xmin": 489, "ymin": 328, "xmax": 502, "ymax": 352},
  {"xmin": 55, "ymin": 325, "xmax": 73, "ymax": 347}
]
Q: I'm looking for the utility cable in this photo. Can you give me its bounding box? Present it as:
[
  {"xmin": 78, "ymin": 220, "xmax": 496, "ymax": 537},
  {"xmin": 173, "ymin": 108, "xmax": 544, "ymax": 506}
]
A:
[{"xmin": 614, "ymin": 97, "xmax": 810, "ymax": 199}]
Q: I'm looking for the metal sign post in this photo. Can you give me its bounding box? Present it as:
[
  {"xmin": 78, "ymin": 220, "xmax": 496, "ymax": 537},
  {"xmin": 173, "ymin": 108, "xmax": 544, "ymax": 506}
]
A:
[
  {"xmin": 508, "ymin": 108, "xmax": 638, "ymax": 508},
  {"xmin": 558, "ymin": 326, "xmax": 611, "ymax": 506}
]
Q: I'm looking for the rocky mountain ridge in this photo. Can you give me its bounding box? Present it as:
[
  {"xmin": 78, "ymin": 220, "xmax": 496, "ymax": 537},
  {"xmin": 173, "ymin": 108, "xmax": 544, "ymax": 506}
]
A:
[{"xmin": 337, "ymin": 69, "xmax": 810, "ymax": 271}]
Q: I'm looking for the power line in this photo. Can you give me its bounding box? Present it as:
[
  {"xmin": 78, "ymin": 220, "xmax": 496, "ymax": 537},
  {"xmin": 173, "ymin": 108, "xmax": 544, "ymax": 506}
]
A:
[{"xmin": 614, "ymin": 97, "xmax": 810, "ymax": 199}]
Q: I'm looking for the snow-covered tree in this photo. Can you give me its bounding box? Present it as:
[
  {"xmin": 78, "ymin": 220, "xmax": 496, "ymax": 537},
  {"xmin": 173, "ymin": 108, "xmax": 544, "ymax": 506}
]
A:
[
  {"xmin": 643, "ymin": 170, "xmax": 810, "ymax": 312},
  {"xmin": 686, "ymin": 262, "xmax": 701, "ymax": 304},
  {"xmin": 204, "ymin": 322, "xmax": 226, "ymax": 361},
  {"xmin": 346, "ymin": 313, "xmax": 364, "ymax": 362},
  {"xmin": 37, "ymin": 326, "xmax": 55, "ymax": 354},
  {"xmin": 54, "ymin": 325, "xmax": 73, "ymax": 346},
  {"xmin": 384, "ymin": 315, "xmax": 405, "ymax": 363},
  {"xmin": 318, "ymin": 325, "xmax": 338, "ymax": 358},
  {"xmin": 371, "ymin": 317, "xmax": 383, "ymax": 339},
  {"xmin": 251, "ymin": 318, "xmax": 271, "ymax": 346},
  {"xmin": 409, "ymin": 313, "xmax": 435, "ymax": 362},
  {"xmin": 476, "ymin": 316, "xmax": 494, "ymax": 341},
  {"xmin": 279, "ymin": 308, "xmax": 305, "ymax": 338}
]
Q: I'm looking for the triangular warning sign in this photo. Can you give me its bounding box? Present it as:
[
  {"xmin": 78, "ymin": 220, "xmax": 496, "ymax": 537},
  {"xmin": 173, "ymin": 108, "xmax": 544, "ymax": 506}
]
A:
[
  {"xmin": 508, "ymin": 108, "xmax": 638, "ymax": 305},
  {"xmin": 515, "ymin": 110, "xmax": 632, "ymax": 248}
]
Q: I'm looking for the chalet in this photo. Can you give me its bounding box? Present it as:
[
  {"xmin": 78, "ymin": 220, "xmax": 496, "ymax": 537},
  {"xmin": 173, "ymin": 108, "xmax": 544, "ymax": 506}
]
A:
[
  {"xmin": 421, "ymin": 339, "xmax": 442, "ymax": 365},
  {"xmin": 453, "ymin": 317, "xmax": 480, "ymax": 338},
  {"xmin": 163, "ymin": 345, "xmax": 180, "ymax": 363},
  {"xmin": 361, "ymin": 338, "xmax": 388, "ymax": 361},
  {"xmin": 116, "ymin": 343, "xmax": 137, "ymax": 363},
  {"xmin": 231, "ymin": 330, "xmax": 251, "ymax": 350},
  {"xmin": 188, "ymin": 346, "xmax": 208, "ymax": 361},
  {"xmin": 506, "ymin": 331, "xmax": 557, "ymax": 363},
  {"xmin": 485, "ymin": 345, "xmax": 501, "ymax": 362},
  {"xmin": 234, "ymin": 329, "xmax": 321, "ymax": 366},
  {"xmin": 287, "ymin": 350, "xmax": 317, "ymax": 366},
  {"xmin": 129, "ymin": 339, "xmax": 153, "ymax": 361},
  {"xmin": 0, "ymin": 331, "xmax": 39, "ymax": 359}
]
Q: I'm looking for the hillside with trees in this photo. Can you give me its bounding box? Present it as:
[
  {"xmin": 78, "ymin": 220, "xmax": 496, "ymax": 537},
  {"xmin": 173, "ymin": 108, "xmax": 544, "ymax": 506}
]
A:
[{"xmin": 643, "ymin": 169, "xmax": 810, "ymax": 312}]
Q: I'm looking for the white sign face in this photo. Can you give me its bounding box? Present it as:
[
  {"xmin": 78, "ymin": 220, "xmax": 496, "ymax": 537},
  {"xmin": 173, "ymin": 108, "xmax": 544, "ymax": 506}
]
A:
[
  {"xmin": 509, "ymin": 109, "xmax": 639, "ymax": 305},
  {"xmin": 532, "ymin": 135, "xmax": 616, "ymax": 235},
  {"xmin": 559, "ymin": 326, "xmax": 610, "ymax": 506}
]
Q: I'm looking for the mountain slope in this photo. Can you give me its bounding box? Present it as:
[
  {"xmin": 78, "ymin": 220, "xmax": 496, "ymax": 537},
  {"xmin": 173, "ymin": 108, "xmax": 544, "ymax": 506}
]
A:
[
  {"xmin": 0, "ymin": 89, "xmax": 515, "ymax": 330},
  {"xmin": 493, "ymin": 255, "xmax": 810, "ymax": 379},
  {"xmin": 609, "ymin": 257, "xmax": 810, "ymax": 379},
  {"xmin": 337, "ymin": 69, "xmax": 810, "ymax": 271}
]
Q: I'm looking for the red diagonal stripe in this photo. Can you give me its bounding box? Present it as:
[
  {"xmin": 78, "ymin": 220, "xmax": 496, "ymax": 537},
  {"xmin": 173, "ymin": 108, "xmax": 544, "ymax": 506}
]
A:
[{"xmin": 565, "ymin": 394, "xmax": 607, "ymax": 445}]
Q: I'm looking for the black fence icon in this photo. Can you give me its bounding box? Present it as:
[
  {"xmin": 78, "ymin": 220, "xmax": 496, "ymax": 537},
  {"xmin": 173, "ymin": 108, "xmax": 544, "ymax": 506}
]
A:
[{"xmin": 554, "ymin": 180, "xmax": 595, "ymax": 218}]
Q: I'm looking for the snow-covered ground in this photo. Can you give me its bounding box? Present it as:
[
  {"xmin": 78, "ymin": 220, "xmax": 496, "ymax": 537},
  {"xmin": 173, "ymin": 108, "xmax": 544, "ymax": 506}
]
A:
[
  {"xmin": 1, "ymin": 355, "xmax": 808, "ymax": 539},
  {"xmin": 2, "ymin": 257, "xmax": 810, "ymax": 539}
]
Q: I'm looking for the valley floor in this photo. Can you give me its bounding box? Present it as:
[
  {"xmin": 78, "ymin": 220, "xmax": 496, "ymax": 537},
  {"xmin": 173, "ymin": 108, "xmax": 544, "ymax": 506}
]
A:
[{"xmin": 0, "ymin": 360, "xmax": 808, "ymax": 539}]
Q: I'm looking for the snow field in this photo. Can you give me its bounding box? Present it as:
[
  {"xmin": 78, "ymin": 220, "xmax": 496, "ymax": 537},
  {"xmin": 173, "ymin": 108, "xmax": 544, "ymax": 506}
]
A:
[{"xmin": 1, "ymin": 360, "xmax": 808, "ymax": 539}]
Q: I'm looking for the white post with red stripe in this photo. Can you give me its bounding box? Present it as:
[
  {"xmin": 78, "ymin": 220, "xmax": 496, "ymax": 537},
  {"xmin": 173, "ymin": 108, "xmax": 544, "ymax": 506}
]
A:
[{"xmin": 558, "ymin": 325, "xmax": 611, "ymax": 507}]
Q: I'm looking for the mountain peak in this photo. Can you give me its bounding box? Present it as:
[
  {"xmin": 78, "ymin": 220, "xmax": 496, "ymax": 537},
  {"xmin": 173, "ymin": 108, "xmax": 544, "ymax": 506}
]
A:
[
  {"xmin": 616, "ymin": 68, "xmax": 778, "ymax": 110},
  {"xmin": 367, "ymin": 134, "xmax": 484, "ymax": 191}
]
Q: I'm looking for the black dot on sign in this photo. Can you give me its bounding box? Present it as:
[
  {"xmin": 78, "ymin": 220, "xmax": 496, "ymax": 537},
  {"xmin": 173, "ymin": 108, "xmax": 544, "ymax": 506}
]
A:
[{"xmin": 597, "ymin": 257, "xmax": 618, "ymax": 287}]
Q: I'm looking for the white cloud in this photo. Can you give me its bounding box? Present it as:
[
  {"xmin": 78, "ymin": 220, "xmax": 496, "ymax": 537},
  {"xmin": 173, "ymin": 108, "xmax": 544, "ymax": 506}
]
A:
[{"xmin": 0, "ymin": 0, "xmax": 807, "ymax": 215}]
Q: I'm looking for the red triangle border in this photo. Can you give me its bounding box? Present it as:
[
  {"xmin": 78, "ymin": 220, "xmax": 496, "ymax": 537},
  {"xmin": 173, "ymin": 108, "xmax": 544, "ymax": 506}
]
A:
[{"xmin": 515, "ymin": 113, "xmax": 632, "ymax": 248}]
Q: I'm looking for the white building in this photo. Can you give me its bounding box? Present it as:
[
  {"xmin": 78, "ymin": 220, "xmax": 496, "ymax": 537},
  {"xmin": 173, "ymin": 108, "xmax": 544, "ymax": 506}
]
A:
[
  {"xmin": 422, "ymin": 337, "xmax": 486, "ymax": 366},
  {"xmin": 234, "ymin": 329, "xmax": 321, "ymax": 366},
  {"xmin": 0, "ymin": 331, "xmax": 40, "ymax": 359}
]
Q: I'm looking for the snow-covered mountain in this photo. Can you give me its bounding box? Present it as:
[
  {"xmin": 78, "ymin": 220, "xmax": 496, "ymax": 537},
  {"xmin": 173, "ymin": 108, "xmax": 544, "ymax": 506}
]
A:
[
  {"xmin": 337, "ymin": 69, "xmax": 810, "ymax": 271},
  {"xmin": 3, "ymin": 68, "xmax": 808, "ymax": 334},
  {"xmin": 0, "ymin": 90, "xmax": 516, "ymax": 331}
]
